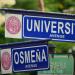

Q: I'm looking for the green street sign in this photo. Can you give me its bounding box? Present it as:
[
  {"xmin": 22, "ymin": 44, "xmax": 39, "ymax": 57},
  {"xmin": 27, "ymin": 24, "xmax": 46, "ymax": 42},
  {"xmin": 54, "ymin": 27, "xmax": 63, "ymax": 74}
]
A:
[{"xmin": 38, "ymin": 54, "xmax": 74, "ymax": 75}]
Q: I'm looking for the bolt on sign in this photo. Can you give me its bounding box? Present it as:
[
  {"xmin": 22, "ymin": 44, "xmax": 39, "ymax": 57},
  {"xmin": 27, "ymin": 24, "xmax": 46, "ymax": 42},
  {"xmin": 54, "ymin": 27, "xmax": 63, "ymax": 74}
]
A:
[
  {"xmin": 38, "ymin": 54, "xmax": 74, "ymax": 75},
  {"xmin": 0, "ymin": 40, "xmax": 49, "ymax": 74},
  {"xmin": 0, "ymin": 8, "xmax": 75, "ymax": 42}
]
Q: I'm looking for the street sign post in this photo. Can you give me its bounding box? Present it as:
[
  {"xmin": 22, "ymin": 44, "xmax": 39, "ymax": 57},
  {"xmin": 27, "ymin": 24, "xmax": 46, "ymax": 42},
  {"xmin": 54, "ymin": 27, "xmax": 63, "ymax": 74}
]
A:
[
  {"xmin": 0, "ymin": 8, "xmax": 75, "ymax": 42},
  {"xmin": 0, "ymin": 40, "xmax": 49, "ymax": 74}
]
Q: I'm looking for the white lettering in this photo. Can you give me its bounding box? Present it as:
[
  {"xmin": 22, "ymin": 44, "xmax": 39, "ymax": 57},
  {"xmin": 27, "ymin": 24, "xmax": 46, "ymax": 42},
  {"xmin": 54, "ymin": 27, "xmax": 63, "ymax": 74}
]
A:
[
  {"xmin": 25, "ymin": 51, "xmax": 30, "ymax": 63},
  {"xmin": 31, "ymin": 50, "xmax": 35, "ymax": 63},
  {"xmin": 72, "ymin": 23, "xmax": 75, "ymax": 34},
  {"xmin": 26, "ymin": 17, "xmax": 75, "ymax": 35},
  {"xmin": 14, "ymin": 52, "xmax": 19, "ymax": 64},
  {"xmin": 27, "ymin": 19, "xmax": 32, "ymax": 31},
  {"xmin": 51, "ymin": 21, "xmax": 57, "ymax": 33},
  {"xmin": 58, "ymin": 22, "xmax": 64, "ymax": 34},
  {"xmin": 36, "ymin": 49, "xmax": 41, "ymax": 62},
  {"xmin": 41, "ymin": 20, "xmax": 44, "ymax": 32},
  {"xmin": 20, "ymin": 51, "xmax": 24, "ymax": 64},
  {"xmin": 42, "ymin": 49, "xmax": 47, "ymax": 61},
  {"xmin": 34, "ymin": 20, "xmax": 40, "ymax": 32},
  {"xmin": 65, "ymin": 22, "xmax": 70, "ymax": 34},
  {"xmin": 44, "ymin": 20, "xmax": 50, "ymax": 32}
]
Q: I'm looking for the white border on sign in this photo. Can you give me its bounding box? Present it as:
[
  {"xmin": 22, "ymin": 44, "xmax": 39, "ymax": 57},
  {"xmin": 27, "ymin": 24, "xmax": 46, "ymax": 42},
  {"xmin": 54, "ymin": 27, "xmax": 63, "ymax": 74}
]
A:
[
  {"xmin": 12, "ymin": 45, "xmax": 49, "ymax": 72},
  {"xmin": 23, "ymin": 15, "xmax": 75, "ymax": 42}
]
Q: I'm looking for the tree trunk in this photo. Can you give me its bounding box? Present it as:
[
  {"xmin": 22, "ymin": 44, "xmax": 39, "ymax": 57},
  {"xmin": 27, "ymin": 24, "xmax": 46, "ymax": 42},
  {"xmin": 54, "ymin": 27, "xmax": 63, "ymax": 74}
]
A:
[{"xmin": 38, "ymin": 0, "xmax": 45, "ymax": 11}]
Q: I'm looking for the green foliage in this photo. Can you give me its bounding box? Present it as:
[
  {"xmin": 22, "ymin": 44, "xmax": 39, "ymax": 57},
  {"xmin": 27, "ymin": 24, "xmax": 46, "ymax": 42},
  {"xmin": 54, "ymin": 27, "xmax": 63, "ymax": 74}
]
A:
[
  {"xmin": 12, "ymin": 0, "xmax": 75, "ymax": 12},
  {"xmin": 49, "ymin": 41, "xmax": 75, "ymax": 53},
  {"xmin": 45, "ymin": 0, "xmax": 75, "ymax": 12},
  {"xmin": 13, "ymin": 0, "xmax": 38, "ymax": 10}
]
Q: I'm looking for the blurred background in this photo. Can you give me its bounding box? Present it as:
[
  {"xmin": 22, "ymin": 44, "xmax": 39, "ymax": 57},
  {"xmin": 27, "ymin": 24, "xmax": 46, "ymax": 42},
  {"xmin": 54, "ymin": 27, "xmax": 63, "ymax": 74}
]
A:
[
  {"xmin": 0, "ymin": 0, "xmax": 75, "ymax": 53},
  {"xmin": 0, "ymin": 0, "xmax": 75, "ymax": 75}
]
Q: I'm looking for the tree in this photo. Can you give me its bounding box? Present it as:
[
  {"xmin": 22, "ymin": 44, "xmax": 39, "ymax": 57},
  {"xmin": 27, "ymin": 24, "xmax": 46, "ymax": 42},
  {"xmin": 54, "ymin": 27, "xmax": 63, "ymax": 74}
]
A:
[{"xmin": 38, "ymin": 0, "xmax": 45, "ymax": 11}]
